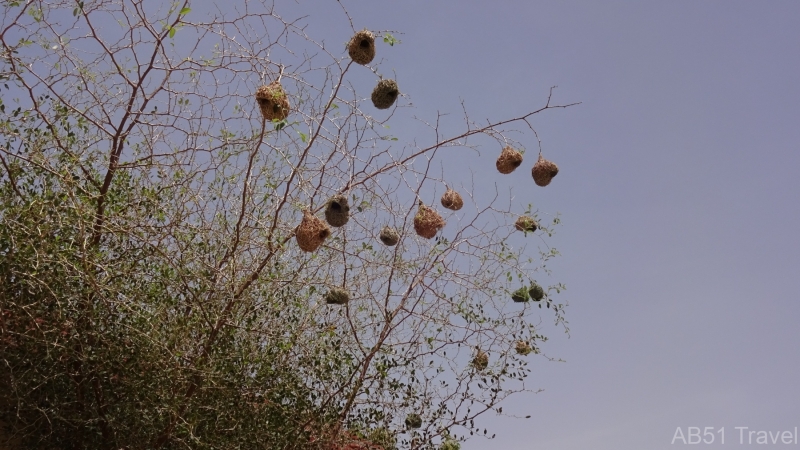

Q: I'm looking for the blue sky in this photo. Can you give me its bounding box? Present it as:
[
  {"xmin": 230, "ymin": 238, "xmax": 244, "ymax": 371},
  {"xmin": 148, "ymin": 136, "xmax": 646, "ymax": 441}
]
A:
[{"xmin": 306, "ymin": 1, "xmax": 800, "ymax": 448}]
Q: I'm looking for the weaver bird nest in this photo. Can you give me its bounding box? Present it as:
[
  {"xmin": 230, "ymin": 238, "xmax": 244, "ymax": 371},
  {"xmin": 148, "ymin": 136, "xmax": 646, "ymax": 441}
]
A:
[
  {"xmin": 514, "ymin": 216, "xmax": 538, "ymax": 233},
  {"xmin": 496, "ymin": 146, "xmax": 523, "ymax": 174},
  {"xmin": 532, "ymin": 153, "xmax": 559, "ymax": 187},
  {"xmin": 324, "ymin": 288, "xmax": 350, "ymax": 305},
  {"xmin": 255, "ymin": 81, "xmax": 290, "ymax": 122},
  {"xmin": 379, "ymin": 226, "xmax": 400, "ymax": 246},
  {"xmin": 405, "ymin": 413, "xmax": 422, "ymax": 429},
  {"xmin": 440, "ymin": 439, "xmax": 461, "ymax": 450},
  {"xmin": 511, "ymin": 287, "xmax": 530, "ymax": 303},
  {"xmin": 348, "ymin": 29, "xmax": 375, "ymax": 65},
  {"xmin": 529, "ymin": 283, "xmax": 545, "ymax": 301},
  {"xmin": 371, "ymin": 79, "xmax": 399, "ymax": 109},
  {"xmin": 472, "ymin": 350, "xmax": 489, "ymax": 371},
  {"xmin": 295, "ymin": 211, "xmax": 331, "ymax": 252},
  {"xmin": 414, "ymin": 203, "xmax": 445, "ymax": 239},
  {"xmin": 515, "ymin": 340, "xmax": 533, "ymax": 356},
  {"xmin": 440, "ymin": 188, "xmax": 464, "ymax": 211},
  {"xmin": 324, "ymin": 194, "xmax": 350, "ymax": 227}
]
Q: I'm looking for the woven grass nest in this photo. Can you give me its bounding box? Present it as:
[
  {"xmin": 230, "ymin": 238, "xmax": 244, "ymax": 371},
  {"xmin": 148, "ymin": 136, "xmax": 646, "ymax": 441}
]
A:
[
  {"xmin": 324, "ymin": 194, "xmax": 350, "ymax": 227},
  {"xmin": 514, "ymin": 216, "xmax": 538, "ymax": 233},
  {"xmin": 379, "ymin": 226, "xmax": 400, "ymax": 246},
  {"xmin": 472, "ymin": 350, "xmax": 489, "ymax": 371},
  {"xmin": 324, "ymin": 287, "xmax": 350, "ymax": 305},
  {"xmin": 496, "ymin": 146, "xmax": 523, "ymax": 174},
  {"xmin": 532, "ymin": 153, "xmax": 559, "ymax": 187},
  {"xmin": 511, "ymin": 287, "xmax": 530, "ymax": 303},
  {"xmin": 529, "ymin": 282, "xmax": 545, "ymax": 301},
  {"xmin": 295, "ymin": 210, "xmax": 331, "ymax": 252},
  {"xmin": 348, "ymin": 29, "xmax": 375, "ymax": 65},
  {"xmin": 414, "ymin": 202, "xmax": 445, "ymax": 239},
  {"xmin": 515, "ymin": 340, "xmax": 533, "ymax": 356},
  {"xmin": 405, "ymin": 413, "xmax": 422, "ymax": 429},
  {"xmin": 255, "ymin": 80, "xmax": 290, "ymax": 122},
  {"xmin": 371, "ymin": 79, "xmax": 399, "ymax": 110},
  {"xmin": 440, "ymin": 188, "xmax": 463, "ymax": 211},
  {"xmin": 440, "ymin": 439, "xmax": 461, "ymax": 450}
]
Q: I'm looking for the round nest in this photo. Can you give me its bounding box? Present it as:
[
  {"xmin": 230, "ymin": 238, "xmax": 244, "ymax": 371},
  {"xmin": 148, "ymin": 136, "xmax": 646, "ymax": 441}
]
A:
[
  {"xmin": 511, "ymin": 287, "xmax": 530, "ymax": 303},
  {"xmin": 255, "ymin": 80, "xmax": 290, "ymax": 122},
  {"xmin": 324, "ymin": 194, "xmax": 350, "ymax": 228},
  {"xmin": 324, "ymin": 287, "xmax": 350, "ymax": 305},
  {"xmin": 379, "ymin": 226, "xmax": 400, "ymax": 246},
  {"xmin": 532, "ymin": 153, "xmax": 559, "ymax": 187},
  {"xmin": 440, "ymin": 188, "xmax": 463, "ymax": 211},
  {"xmin": 371, "ymin": 79, "xmax": 399, "ymax": 110},
  {"xmin": 295, "ymin": 211, "xmax": 331, "ymax": 252},
  {"xmin": 496, "ymin": 146, "xmax": 523, "ymax": 174},
  {"xmin": 413, "ymin": 203, "xmax": 445, "ymax": 239},
  {"xmin": 514, "ymin": 216, "xmax": 538, "ymax": 233},
  {"xmin": 348, "ymin": 29, "xmax": 375, "ymax": 65},
  {"xmin": 440, "ymin": 439, "xmax": 461, "ymax": 450},
  {"xmin": 472, "ymin": 350, "xmax": 489, "ymax": 371},
  {"xmin": 405, "ymin": 413, "xmax": 422, "ymax": 429},
  {"xmin": 515, "ymin": 340, "xmax": 533, "ymax": 356},
  {"xmin": 529, "ymin": 283, "xmax": 545, "ymax": 301}
]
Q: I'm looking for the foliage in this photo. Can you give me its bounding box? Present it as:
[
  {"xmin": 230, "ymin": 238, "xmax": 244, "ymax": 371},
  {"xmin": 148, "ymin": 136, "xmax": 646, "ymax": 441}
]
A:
[{"xmin": 0, "ymin": 1, "xmax": 575, "ymax": 449}]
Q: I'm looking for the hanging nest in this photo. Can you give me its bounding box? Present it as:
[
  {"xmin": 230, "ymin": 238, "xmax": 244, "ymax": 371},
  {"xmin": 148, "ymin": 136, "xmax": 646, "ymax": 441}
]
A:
[
  {"xmin": 255, "ymin": 80, "xmax": 290, "ymax": 122},
  {"xmin": 496, "ymin": 146, "xmax": 523, "ymax": 174},
  {"xmin": 514, "ymin": 216, "xmax": 538, "ymax": 233},
  {"xmin": 348, "ymin": 29, "xmax": 376, "ymax": 65},
  {"xmin": 440, "ymin": 439, "xmax": 461, "ymax": 450},
  {"xmin": 324, "ymin": 194, "xmax": 350, "ymax": 227},
  {"xmin": 471, "ymin": 350, "xmax": 489, "ymax": 371},
  {"xmin": 324, "ymin": 288, "xmax": 350, "ymax": 305},
  {"xmin": 413, "ymin": 202, "xmax": 445, "ymax": 239},
  {"xmin": 532, "ymin": 153, "xmax": 559, "ymax": 187},
  {"xmin": 511, "ymin": 287, "xmax": 530, "ymax": 303},
  {"xmin": 440, "ymin": 188, "xmax": 463, "ymax": 211},
  {"xmin": 529, "ymin": 283, "xmax": 545, "ymax": 301},
  {"xmin": 295, "ymin": 211, "xmax": 331, "ymax": 252},
  {"xmin": 515, "ymin": 340, "xmax": 533, "ymax": 356},
  {"xmin": 379, "ymin": 226, "xmax": 400, "ymax": 246},
  {"xmin": 371, "ymin": 79, "xmax": 399, "ymax": 110},
  {"xmin": 405, "ymin": 413, "xmax": 422, "ymax": 429}
]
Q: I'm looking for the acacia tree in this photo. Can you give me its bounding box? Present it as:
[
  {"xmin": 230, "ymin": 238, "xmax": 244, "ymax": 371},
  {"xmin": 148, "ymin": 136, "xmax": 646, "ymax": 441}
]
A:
[{"xmin": 0, "ymin": 1, "xmax": 575, "ymax": 449}]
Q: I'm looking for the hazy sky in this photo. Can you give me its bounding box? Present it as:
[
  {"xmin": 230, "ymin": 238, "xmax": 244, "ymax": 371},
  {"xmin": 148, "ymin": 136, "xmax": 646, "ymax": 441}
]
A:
[{"xmin": 299, "ymin": 1, "xmax": 800, "ymax": 448}]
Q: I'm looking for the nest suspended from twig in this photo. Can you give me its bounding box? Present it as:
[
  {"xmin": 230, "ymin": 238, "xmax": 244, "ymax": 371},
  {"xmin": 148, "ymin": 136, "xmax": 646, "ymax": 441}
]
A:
[
  {"xmin": 440, "ymin": 439, "xmax": 461, "ymax": 450},
  {"xmin": 515, "ymin": 340, "xmax": 533, "ymax": 356},
  {"xmin": 371, "ymin": 79, "xmax": 399, "ymax": 110},
  {"xmin": 532, "ymin": 153, "xmax": 559, "ymax": 187},
  {"xmin": 440, "ymin": 188, "xmax": 464, "ymax": 211},
  {"xmin": 255, "ymin": 80, "xmax": 290, "ymax": 122},
  {"xmin": 511, "ymin": 287, "xmax": 530, "ymax": 303},
  {"xmin": 413, "ymin": 202, "xmax": 445, "ymax": 239},
  {"xmin": 529, "ymin": 283, "xmax": 545, "ymax": 301},
  {"xmin": 405, "ymin": 413, "xmax": 422, "ymax": 429},
  {"xmin": 496, "ymin": 146, "xmax": 523, "ymax": 174},
  {"xmin": 379, "ymin": 226, "xmax": 400, "ymax": 246},
  {"xmin": 295, "ymin": 211, "xmax": 331, "ymax": 252},
  {"xmin": 324, "ymin": 288, "xmax": 350, "ymax": 305},
  {"xmin": 348, "ymin": 29, "xmax": 375, "ymax": 65},
  {"xmin": 472, "ymin": 350, "xmax": 489, "ymax": 371},
  {"xmin": 514, "ymin": 216, "xmax": 538, "ymax": 233},
  {"xmin": 324, "ymin": 194, "xmax": 350, "ymax": 227}
]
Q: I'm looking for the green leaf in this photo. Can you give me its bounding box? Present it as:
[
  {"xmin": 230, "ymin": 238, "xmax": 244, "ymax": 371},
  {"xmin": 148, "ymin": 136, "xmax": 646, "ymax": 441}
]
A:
[
  {"xmin": 169, "ymin": 27, "xmax": 177, "ymax": 38},
  {"xmin": 298, "ymin": 131, "xmax": 308, "ymax": 143},
  {"xmin": 179, "ymin": 7, "xmax": 191, "ymax": 15}
]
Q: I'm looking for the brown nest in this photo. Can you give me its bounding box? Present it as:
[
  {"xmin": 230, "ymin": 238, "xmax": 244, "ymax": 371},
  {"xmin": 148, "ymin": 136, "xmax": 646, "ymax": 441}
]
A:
[
  {"xmin": 515, "ymin": 341, "xmax": 533, "ymax": 356},
  {"xmin": 371, "ymin": 79, "xmax": 399, "ymax": 110},
  {"xmin": 295, "ymin": 210, "xmax": 331, "ymax": 252},
  {"xmin": 496, "ymin": 146, "xmax": 523, "ymax": 174},
  {"xmin": 324, "ymin": 194, "xmax": 350, "ymax": 227},
  {"xmin": 440, "ymin": 188, "xmax": 463, "ymax": 211},
  {"xmin": 348, "ymin": 29, "xmax": 375, "ymax": 65},
  {"xmin": 324, "ymin": 288, "xmax": 350, "ymax": 305},
  {"xmin": 379, "ymin": 226, "xmax": 400, "ymax": 246},
  {"xmin": 532, "ymin": 153, "xmax": 559, "ymax": 187},
  {"xmin": 514, "ymin": 216, "xmax": 538, "ymax": 233},
  {"xmin": 255, "ymin": 80, "xmax": 290, "ymax": 122},
  {"xmin": 511, "ymin": 287, "xmax": 530, "ymax": 303},
  {"xmin": 472, "ymin": 350, "xmax": 489, "ymax": 371},
  {"xmin": 413, "ymin": 202, "xmax": 445, "ymax": 239},
  {"xmin": 404, "ymin": 413, "xmax": 422, "ymax": 430},
  {"xmin": 529, "ymin": 283, "xmax": 545, "ymax": 301}
]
